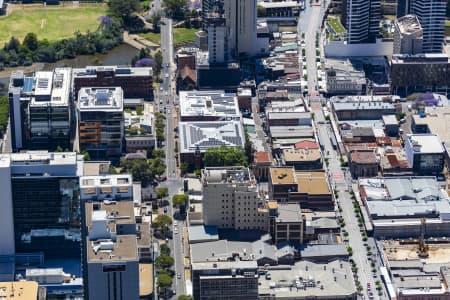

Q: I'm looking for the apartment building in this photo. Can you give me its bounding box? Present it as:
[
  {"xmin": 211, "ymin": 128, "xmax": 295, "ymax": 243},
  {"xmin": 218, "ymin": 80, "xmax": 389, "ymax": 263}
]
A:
[
  {"xmin": 202, "ymin": 167, "xmax": 268, "ymax": 231},
  {"xmin": 73, "ymin": 66, "xmax": 153, "ymax": 99},
  {"xmin": 397, "ymin": 0, "xmax": 446, "ymax": 53},
  {"xmin": 393, "ymin": 14, "xmax": 423, "ymax": 55},
  {"xmin": 341, "ymin": 0, "xmax": 381, "ymax": 44},
  {"xmin": 9, "ymin": 68, "xmax": 72, "ymax": 152},
  {"xmin": 77, "ymin": 87, "xmax": 124, "ymax": 160}
]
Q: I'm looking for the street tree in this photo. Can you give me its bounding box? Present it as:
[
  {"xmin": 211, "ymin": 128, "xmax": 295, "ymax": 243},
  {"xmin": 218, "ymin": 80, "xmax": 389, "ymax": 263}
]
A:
[
  {"xmin": 172, "ymin": 194, "xmax": 188, "ymax": 207},
  {"xmin": 152, "ymin": 148, "xmax": 166, "ymax": 159},
  {"xmin": 160, "ymin": 243, "xmax": 171, "ymax": 256},
  {"xmin": 156, "ymin": 187, "xmax": 169, "ymax": 199},
  {"xmin": 157, "ymin": 272, "xmax": 173, "ymax": 290},
  {"xmin": 154, "ymin": 50, "xmax": 163, "ymax": 76},
  {"xmin": 120, "ymin": 158, "xmax": 153, "ymax": 186},
  {"xmin": 22, "ymin": 33, "xmax": 39, "ymax": 51},
  {"xmin": 152, "ymin": 214, "xmax": 173, "ymax": 229},
  {"xmin": 155, "ymin": 254, "xmax": 175, "ymax": 269}
]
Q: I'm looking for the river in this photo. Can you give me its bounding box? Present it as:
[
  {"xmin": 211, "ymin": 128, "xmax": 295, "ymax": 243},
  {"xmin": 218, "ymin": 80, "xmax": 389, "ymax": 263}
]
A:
[{"xmin": 0, "ymin": 44, "xmax": 139, "ymax": 95}]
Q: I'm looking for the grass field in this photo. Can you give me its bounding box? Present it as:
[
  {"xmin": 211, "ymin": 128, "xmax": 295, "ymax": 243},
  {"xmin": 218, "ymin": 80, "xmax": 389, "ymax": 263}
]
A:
[
  {"xmin": 0, "ymin": 4, "xmax": 107, "ymax": 45},
  {"xmin": 141, "ymin": 28, "xmax": 198, "ymax": 47},
  {"xmin": 327, "ymin": 17, "xmax": 346, "ymax": 35}
]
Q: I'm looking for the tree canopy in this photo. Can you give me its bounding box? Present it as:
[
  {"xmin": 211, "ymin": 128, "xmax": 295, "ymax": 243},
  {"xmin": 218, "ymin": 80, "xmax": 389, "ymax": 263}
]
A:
[
  {"xmin": 160, "ymin": 243, "xmax": 171, "ymax": 256},
  {"xmin": 152, "ymin": 214, "xmax": 173, "ymax": 229},
  {"xmin": 155, "ymin": 254, "xmax": 175, "ymax": 269},
  {"xmin": 162, "ymin": 0, "xmax": 187, "ymax": 20},
  {"xmin": 157, "ymin": 272, "xmax": 173, "ymax": 289},
  {"xmin": 108, "ymin": 0, "xmax": 141, "ymax": 17},
  {"xmin": 203, "ymin": 145, "xmax": 248, "ymax": 167},
  {"xmin": 172, "ymin": 194, "xmax": 188, "ymax": 207},
  {"xmin": 156, "ymin": 187, "xmax": 169, "ymax": 199}
]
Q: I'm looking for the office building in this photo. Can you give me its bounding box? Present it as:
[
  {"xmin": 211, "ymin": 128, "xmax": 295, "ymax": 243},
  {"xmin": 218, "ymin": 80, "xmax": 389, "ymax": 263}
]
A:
[
  {"xmin": 205, "ymin": 2, "xmax": 228, "ymax": 64},
  {"xmin": 73, "ymin": 66, "xmax": 153, "ymax": 99},
  {"xmin": 404, "ymin": 134, "xmax": 445, "ymax": 174},
  {"xmin": 0, "ymin": 151, "xmax": 83, "ymax": 261},
  {"xmin": 393, "ymin": 14, "xmax": 423, "ymax": 54},
  {"xmin": 397, "ymin": 0, "xmax": 446, "ymax": 53},
  {"xmin": 178, "ymin": 120, "xmax": 245, "ymax": 167},
  {"xmin": 78, "ymin": 87, "xmax": 124, "ymax": 160},
  {"xmin": 192, "ymin": 260, "xmax": 259, "ymax": 300},
  {"xmin": 268, "ymin": 167, "xmax": 333, "ymax": 211},
  {"xmin": 268, "ymin": 202, "xmax": 303, "ymax": 245},
  {"xmin": 202, "ymin": 167, "xmax": 268, "ymax": 231},
  {"xmin": 8, "ymin": 68, "xmax": 72, "ymax": 152},
  {"xmin": 341, "ymin": 0, "xmax": 381, "ymax": 44},
  {"xmin": 390, "ymin": 54, "xmax": 450, "ymax": 95},
  {"xmin": 179, "ymin": 90, "xmax": 240, "ymax": 122},
  {"xmin": 331, "ymin": 97, "xmax": 397, "ymax": 121},
  {"xmin": 81, "ymin": 174, "xmax": 139, "ymax": 300},
  {"xmin": 258, "ymin": 260, "xmax": 357, "ymax": 299}
]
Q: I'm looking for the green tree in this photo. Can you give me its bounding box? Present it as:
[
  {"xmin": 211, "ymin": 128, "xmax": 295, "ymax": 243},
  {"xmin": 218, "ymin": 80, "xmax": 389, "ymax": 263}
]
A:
[
  {"xmin": 0, "ymin": 96, "xmax": 9, "ymax": 137},
  {"xmin": 22, "ymin": 33, "xmax": 38, "ymax": 51},
  {"xmin": 156, "ymin": 187, "xmax": 169, "ymax": 199},
  {"xmin": 172, "ymin": 194, "xmax": 188, "ymax": 207},
  {"xmin": 152, "ymin": 148, "xmax": 166, "ymax": 159},
  {"xmin": 180, "ymin": 163, "xmax": 189, "ymax": 174},
  {"xmin": 257, "ymin": 5, "xmax": 266, "ymax": 17},
  {"xmin": 150, "ymin": 11, "xmax": 162, "ymax": 33},
  {"xmin": 149, "ymin": 157, "xmax": 166, "ymax": 177},
  {"xmin": 155, "ymin": 254, "xmax": 175, "ymax": 269},
  {"xmin": 120, "ymin": 158, "xmax": 153, "ymax": 186},
  {"xmin": 162, "ymin": 0, "xmax": 187, "ymax": 20},
  {"xmin": 152, "ymin": 214, "xmax": 173, "ymax": 229},
  {"xmin": 81, "ymin": 150, "xmax": 91, "ymax": 161},
  {"xmin": 157, "ymin": 272, "xmax": 173, "ymax": 290},
  {"xmin": 108, "ymin": 0, "xmax": 141, "ymax": 17},
  {"xmin": 154, "ymin": 50, "xmax": 163, "ymax": 76},
  {"xmin": 178, "ymin": 296, "xmax": 193, "ymax": 300},
  {"xmin": 203, "ymin": 145, "xmax": 248, "ymax": 167},
  {"xmin": 160, "ymin": 243, "xmax": 171, "ymax": 256}
]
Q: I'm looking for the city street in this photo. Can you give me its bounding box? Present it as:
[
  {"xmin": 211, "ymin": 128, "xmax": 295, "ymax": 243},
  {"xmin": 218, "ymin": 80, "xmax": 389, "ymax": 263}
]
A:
[{"xmin": 159, "ymin": 18, "xmax": 186, "ymax": 298}]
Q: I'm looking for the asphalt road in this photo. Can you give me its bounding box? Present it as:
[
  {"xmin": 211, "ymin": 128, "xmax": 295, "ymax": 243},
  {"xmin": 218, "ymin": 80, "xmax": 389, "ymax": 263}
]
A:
[{"xmin": 159, "ymin": 18, "xmax": 186, "ymax": 298}]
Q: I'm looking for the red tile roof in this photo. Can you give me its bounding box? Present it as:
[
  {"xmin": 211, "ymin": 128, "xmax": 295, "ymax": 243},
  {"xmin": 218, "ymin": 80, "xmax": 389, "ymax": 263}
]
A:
[
  {"xmin": 294, "ymin": 140, "xmax": 319, "ymax": 150},
  {"xmin": 254, "ymin": 151, "xmax": 271, "ymax": 163}
]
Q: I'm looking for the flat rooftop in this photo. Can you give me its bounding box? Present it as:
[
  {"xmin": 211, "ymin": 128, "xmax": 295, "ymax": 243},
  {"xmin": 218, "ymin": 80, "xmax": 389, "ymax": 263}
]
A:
[
  {"xmin": 30, "ymin": 68, "xmax": 71, "ymax": 107},
  {"xmin": 192, "ymin": 260, "xmax": 257, "ymax": 271},
  {"xmin": 0, "ymin": 151, "xmax": 81, "ymax": 169},
  {"xmin": 179, "ymin": 121, "xmax": 245, "ymax": 153},
  {"xmin": 78, "ymin": 87, "xmax": 123, "ymax": 111},
  {"xmin": 268, "ymin": 112, "xmax": 311, "ymax": 120},
  {"xmin": 270, "ymin": 167, "xmax": 296, "ymax": 185},
  {"xmin": 202, "ymin": 167, "xmax": 254, "ymax": 184},
  {"xmin": 350, "ymin": 151, "xmax": 377, "ymax": 164},
  {"xmin": 258, "ymin": 260, "xmax": 356, "ymax": 299},
  {"xmin": 0, "ymin": 281, "xmax": 39, "ymax": 299},
  {"xmin": 73, "ymin": 65, "xmax": 152, "ymax": 77},
  {"xmin": 333, "ymin": 101, "xmax": 395, "ymax": 111},
  {"xmin": 296, "ymin": 171, "xmax": 331, "ymax": 195},
  {"xmin": 359, "ymin": 177, "xmax": 450, "ymax": 218},
  {"xmin": 139, "ymin": 263, "xmax": 153, "ymax": 297},
  {"xmin": 85, "ymin": 199, "xmax": 135, "ymax": 229},
  {"xmin": 411, "ymin": 107, "xmax": 450, "ymax": 142},
  {"xmin": 87, "ymin": 234, "xmax": 138, "ymax": 262},
  {"xmin": 276, "ymin": 203, "xmax": 302, "ymax": 223},
  {"xmin": 179, "ymin": 90, "xmax": 240, "ymax": 120},
  {"xmin": 406, "ymin": 134, "xmax": 445, "ymax": 154},
  {"xmin": 283, "ymin": 148, "xmax": 321, "ymax": 163}
]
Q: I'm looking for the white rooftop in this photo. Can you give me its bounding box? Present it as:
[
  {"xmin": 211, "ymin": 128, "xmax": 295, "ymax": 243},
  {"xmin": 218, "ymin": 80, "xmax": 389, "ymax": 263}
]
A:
[
  {"xmin": 31, "ymin": 68, "xmax": 71, "ymax": 107},
  {"xmin": 179, "ymin": 121, "xmax": 245, "ymax": 153},
  {"xmin": 34, "ymin": 71, "xmax": 53, "ymax": 96},
  {"xmin": 78, "ymin": 87, "xmax": 123, "ymax": 111},
  {"xmin": 179, "ymin": 90, "xmax": 240, "ymax": 120},
  {"xmin": 406, "ymin": 134, "xmax": 445, "ymax": 154}
]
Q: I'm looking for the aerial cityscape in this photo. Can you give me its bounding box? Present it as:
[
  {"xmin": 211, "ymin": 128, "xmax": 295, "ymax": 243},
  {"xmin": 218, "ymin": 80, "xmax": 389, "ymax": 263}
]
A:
[{"xmin": 0, "ymin": 0, "xmax": 450, "ymax": 299}]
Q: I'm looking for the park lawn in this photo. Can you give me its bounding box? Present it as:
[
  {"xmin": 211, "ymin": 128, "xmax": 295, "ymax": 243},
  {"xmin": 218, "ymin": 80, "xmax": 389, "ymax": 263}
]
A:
[
  {"xmin": 140, "ymin": 28, "xmax": 197, "ymax": 47},
  {"xmin": 327, "ymin": 17, "xmax": 346, "ymax": 35},
  {"xmin": 173, "ymin": 28, "xmax": 197, "ymax": 46},
  {"xmin": 140, "ymin": 31, "xmax": 161, "ymax": 45},
  {"xmin": 0, "ymin": 4, "xmax": 108, "ymax": 45}
]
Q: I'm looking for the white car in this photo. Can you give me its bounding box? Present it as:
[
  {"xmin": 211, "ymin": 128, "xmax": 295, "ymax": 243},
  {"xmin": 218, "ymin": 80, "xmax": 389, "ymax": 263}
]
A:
[
  {"xmin": 173, "ymin": 221, "xmax": 178, "ymax": 227},
  {"xmin": 174, "ymin": 228, "xmax": 178, "ymax": 234}
]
